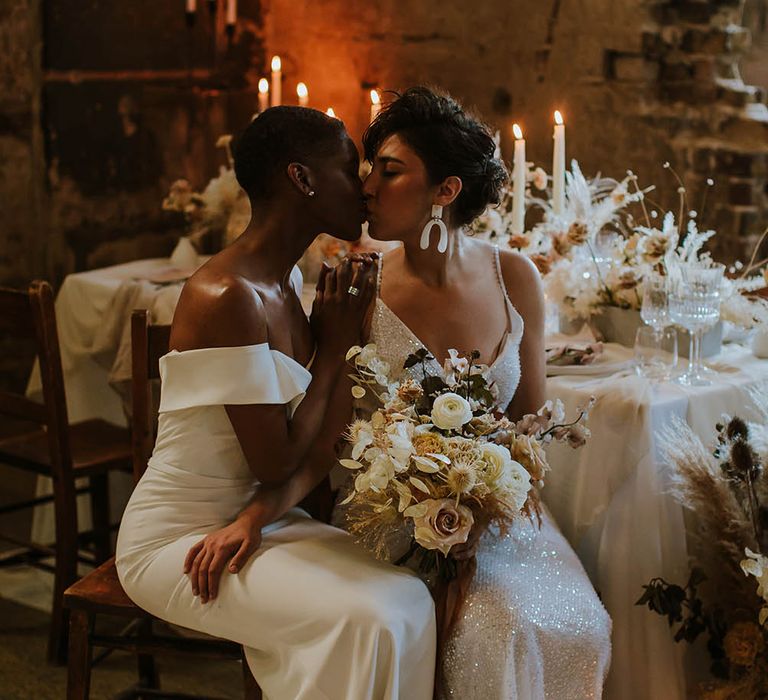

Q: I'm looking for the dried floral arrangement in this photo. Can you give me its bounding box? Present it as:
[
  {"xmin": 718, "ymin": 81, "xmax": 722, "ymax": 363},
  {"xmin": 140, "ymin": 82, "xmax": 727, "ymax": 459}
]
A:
[{"xmin": 637, "ymin": 387, "xmax": 768, "ymax": 699}]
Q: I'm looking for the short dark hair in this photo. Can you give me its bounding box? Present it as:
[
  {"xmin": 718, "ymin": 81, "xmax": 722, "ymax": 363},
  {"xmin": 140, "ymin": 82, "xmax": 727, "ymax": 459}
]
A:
[
  {"xmin": 234, "ymin": 106, "xmax": 346, "ymax": 201},
  {"xmin": 363, "ymin": 87, "xmax": 508, "ymax": 227}
]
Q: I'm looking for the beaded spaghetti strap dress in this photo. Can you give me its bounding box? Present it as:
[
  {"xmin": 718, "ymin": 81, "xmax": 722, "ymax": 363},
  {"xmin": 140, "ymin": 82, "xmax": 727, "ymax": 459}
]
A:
[{"xmin": 335, "ymin": 247, "xmax": 612, "ymax": 699}]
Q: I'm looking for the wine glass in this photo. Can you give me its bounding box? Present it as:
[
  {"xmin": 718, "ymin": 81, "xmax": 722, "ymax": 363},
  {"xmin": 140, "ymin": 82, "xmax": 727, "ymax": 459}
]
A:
[
  {"xmin": 634, "ymin": 325, "xmax": 678, "ymax": 380},
  {"xmin": 668, "ymin": 263, "xmax": 724, "ymax": 386},
  {"xmin": 641, "ymin": 271, "xmax": 670, "ymax": 334}
]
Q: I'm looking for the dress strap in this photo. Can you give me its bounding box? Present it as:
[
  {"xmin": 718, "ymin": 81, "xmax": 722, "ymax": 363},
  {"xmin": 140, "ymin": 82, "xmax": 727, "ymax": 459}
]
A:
[{"xmin": 493, "ymin": 245, "xmax": 513, "ymax": 307}]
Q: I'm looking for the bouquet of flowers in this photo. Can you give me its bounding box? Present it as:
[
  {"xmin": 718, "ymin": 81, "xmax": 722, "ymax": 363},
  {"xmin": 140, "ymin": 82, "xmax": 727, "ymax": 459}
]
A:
[
  {"xmin": 338, "ymin": 343, "xmax": 592, "ymax": 579},
  {"xmin": 637, "ymin": 388, "xmax": 768, "ymax": 698}
]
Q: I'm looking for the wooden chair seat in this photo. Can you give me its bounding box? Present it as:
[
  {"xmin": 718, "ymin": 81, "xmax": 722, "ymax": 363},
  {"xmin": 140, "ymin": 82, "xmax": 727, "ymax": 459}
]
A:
[
  {"xmin": 0, "ymin": 419, "xmax": 131, "ymax": 477},
  {"xmin": 64, "ymin": 558, "xmax": 147, "ymax": 618}
]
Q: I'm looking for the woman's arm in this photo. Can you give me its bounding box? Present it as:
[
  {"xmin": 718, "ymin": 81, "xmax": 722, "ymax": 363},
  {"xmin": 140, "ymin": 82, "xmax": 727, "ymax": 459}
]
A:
[
  {"xmin": 498, "ymin": 250, "xmax": 547, "ymax": 421},
  {"xmin": 184, "ymin": 370, "xmax": 355, "ymax": 602},
  {"xmin": 171, "ymin": 258, "xmax": 374, "ymax": 488}
]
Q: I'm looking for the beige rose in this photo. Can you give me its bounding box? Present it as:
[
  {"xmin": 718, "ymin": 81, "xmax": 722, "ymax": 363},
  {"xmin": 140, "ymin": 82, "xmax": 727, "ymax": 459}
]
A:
[
  {"xmin": 509, "ymin": 434, "xmax": 549, "ymax": 482},
  {"xmin": 508, "ymin": 233, "xmax": 531, "ymax": 250},
  {"xmin": 405, "ymin": 498, "xmax": 474, "ymax": 555},
  {"xmin": 530, "ymin": 253, "xmax": 553, "ymax": 276},
  {"xmin": 641, "ymin": 234, "xmax": 671, "ymax": 263},
  {"xmin": 397, "ymin": 378, "xmax": 423, "ymax": 404},
  {"xmin": 723, "ymin": 621, "xmax": 765, "ymax": 667},
  {"xmin": 566, "ymin": 221, "xmax": 589, "ymax": 245},
  {"xmin": 553, "ymin": 234, "xmax": 572, "ymax": 257},
  {"xmin": 431, "ymin": 392, "xmax": 473, "ymax": 431}
]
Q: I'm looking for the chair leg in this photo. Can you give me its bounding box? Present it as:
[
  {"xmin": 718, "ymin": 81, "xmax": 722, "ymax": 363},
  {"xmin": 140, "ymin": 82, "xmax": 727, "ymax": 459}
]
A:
[
  {"xmin": 50, "ymin": 482, "xmax": 80, "ymax": 664},
  {"xmin": 241, "ymin": 648, "xmax": 262, "ymax": 700},
  {"xmin": 136, "ymin": 619, "xmax": 160, "ymax": 690},
  {"xmin": 89, "ymin": 473, "xmax": 111, "ymax": 563},
  {"xmin": 66, "ymin": 609, "xmax": 92, "ymax": 700}
]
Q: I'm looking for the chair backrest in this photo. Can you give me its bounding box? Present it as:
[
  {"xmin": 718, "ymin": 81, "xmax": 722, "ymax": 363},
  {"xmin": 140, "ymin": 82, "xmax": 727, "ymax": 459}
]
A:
[
  {"xmin": 0, "ymin": 281, "xmax": 72, "ymax": 478},
  {"xmin": 130, "ymin": 309, "xmax": 170, "ymax": 484}
]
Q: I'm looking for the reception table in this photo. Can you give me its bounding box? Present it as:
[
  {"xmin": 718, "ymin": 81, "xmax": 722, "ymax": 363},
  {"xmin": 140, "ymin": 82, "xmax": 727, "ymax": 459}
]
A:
[
  {"xmin": 27, "ymin": 258, "xmax": 768, "ymax": 698},
  {"xmin": 543, "ymin": 338, "xmax": 768, "ymax": 700}
]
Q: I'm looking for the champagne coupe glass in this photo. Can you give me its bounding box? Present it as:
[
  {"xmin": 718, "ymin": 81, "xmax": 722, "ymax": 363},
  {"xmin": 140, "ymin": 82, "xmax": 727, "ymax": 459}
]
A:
[{"xmin": 668, "ymin": 262, "xmax": 724, "ymax": 386}]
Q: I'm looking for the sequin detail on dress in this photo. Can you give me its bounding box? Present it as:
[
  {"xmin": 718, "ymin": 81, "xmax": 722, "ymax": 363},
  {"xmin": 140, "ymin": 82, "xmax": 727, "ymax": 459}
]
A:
[{"xmin": 357, "ymin": 245, "xmax": 612, "ymax": 699}]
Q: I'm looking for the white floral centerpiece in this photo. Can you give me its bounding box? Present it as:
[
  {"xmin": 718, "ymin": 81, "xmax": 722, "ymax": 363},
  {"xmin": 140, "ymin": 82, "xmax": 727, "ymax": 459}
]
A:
[{"xmin": 162, "ymin": 135, "xmax": 251, "ymax": 251}]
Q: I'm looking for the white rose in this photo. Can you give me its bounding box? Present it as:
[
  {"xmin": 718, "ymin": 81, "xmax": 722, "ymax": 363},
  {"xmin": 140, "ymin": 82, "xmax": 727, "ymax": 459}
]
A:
[
  {"xmin": 480, "ymin": 443, "xmax": 513, "ymax": 486},
  {"xmin": 498, "ymin": 459, "xmax": 533, "ymax": 511},
  {"xmin": 431, "ymin": 392, "xmax": 473, "ymax": 431}
]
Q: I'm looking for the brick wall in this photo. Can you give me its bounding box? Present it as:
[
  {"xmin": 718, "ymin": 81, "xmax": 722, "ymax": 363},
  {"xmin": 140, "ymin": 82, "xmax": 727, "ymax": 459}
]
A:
[
  {"xmin": 1, "ymin": 0, "xmax": 766, "ymax": 293},
  {"xmin": 263, "ymin": 0, "xmax": 768, "ymax": 260}
]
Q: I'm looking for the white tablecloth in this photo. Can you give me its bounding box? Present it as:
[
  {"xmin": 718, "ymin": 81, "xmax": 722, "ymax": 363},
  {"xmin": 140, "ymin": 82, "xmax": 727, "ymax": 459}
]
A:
[
  {"xmin": 26, "ymin": 262, "xmax": 768, "ymax": 696},
  {"xmin": 543, "ymin": 340, "xmax": 768, "ymax": 700}
]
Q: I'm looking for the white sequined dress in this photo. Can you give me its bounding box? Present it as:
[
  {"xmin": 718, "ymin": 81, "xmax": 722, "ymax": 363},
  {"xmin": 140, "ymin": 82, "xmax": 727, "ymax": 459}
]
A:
[{"xmin": 334, "ymin": 247, "xmax": 612, "ymax": 699}]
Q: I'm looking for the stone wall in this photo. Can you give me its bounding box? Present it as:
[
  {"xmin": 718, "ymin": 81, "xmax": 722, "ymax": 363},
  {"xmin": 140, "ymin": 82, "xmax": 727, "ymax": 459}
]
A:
[
  {"xmin": 0, "ymin": 0, "xmax": 45, "ymax": 288},
  {"xmin": 0, "ymin": 0, "xmax": 766, "ymax": 294},
  {"xmin": 263, "ymin": 0, "xmax": 768, "ymax": 260},
  {"xmin": 0, "ymin": 1, "xmax": 267, "ymax": 288}
]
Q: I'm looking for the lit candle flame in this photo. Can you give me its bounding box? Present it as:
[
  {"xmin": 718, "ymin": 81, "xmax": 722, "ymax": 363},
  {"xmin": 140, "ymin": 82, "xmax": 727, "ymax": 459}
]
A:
[
  {"xmin": 258, "ymin": 78, "xmax": 268, "ymax": 94},
  {"xmin": 554, "ymin": 110, "xmax": 564, "ymax": 125},
  {"xmin": 513, "ymin": 123, "xmax": 523, "ymax": 140},
  {"xmin": 370, "ymin": 89, "xmax": 380, "ymax": 106},
  {"xmin": 326, "ymin": 107, "xmax": 336, "ymax": 117},
  {"xmin": 297, "ymin": 82, "xmax": 308, "ymax": 99},
  {"xmin": 271, "ymin": 55, "xmax": 281, "ymax": 72}
]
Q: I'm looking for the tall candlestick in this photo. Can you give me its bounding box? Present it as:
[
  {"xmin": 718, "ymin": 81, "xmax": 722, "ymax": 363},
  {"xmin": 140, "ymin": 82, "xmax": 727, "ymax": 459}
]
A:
[
  {"xmin": 225, "ymin": 0, "xmax": 236, "ymax": 25},
  {"xmin": 511, "ymin": 124, "xmax": 526, "ymax": 235},
  {"xmin": 296, "ymin": 82, "xmax": 308, "ymax": 108},
  {"xmin": 258, "ymin": 78, "xmax": 269, "ymax": 113},
  {"xmin": 185, "ymin": 0, "xmax": 197, "ymax": 26},
  {"xmin": 270, "ymin": 56, "xmax": 282, "ymax": 107},
  {"xmin": 552, "ymin": 110, "xmax": 566, "ymax": 217},
  {"xmin": 370, "ymin": 89, "xmax": 381, "ymax": 123},
  {"xmin": 326, "ymin": 107, "xmax": 336, "ymax": 118}
]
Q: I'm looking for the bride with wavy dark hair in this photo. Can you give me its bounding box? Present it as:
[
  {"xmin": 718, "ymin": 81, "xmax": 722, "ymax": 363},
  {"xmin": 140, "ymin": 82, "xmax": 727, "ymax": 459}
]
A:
[{"xmin": 338, "ymin": 86, "xmax": 612, "ymax": 699}]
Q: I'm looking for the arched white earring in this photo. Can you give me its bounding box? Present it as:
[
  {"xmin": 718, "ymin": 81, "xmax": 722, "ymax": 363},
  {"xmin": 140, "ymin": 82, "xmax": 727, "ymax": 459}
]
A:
[
  {"xmin": 419, "ymin": 204, "xmax": 448, "ymax": 253},
  {"xmin": 308, "ymin": 190, "xmax": 316, "ymax": 197}
]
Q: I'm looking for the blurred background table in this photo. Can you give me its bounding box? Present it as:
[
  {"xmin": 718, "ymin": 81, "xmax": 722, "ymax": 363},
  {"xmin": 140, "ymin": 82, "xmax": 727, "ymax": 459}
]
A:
[{"xmin": 543, "ymin": 337, "xmax": 768, "ymax": 700}]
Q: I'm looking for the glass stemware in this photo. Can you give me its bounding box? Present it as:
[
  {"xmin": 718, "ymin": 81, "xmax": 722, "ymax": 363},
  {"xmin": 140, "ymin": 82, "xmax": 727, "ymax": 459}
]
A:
[
  {"xmin": 637, "ymin": 272, "xmax": 675, "ymax": 380},
  {"xmin": 634, "ymin": 325, "xmax": 678, "ymax": 380},
  {"xmin": 668, "ymin": 263, "xmax": 724, "ymax": 386}
]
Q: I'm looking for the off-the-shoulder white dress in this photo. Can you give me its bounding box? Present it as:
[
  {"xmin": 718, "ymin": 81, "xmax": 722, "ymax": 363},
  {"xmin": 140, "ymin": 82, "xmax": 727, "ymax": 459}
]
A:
[{"xmin": 116, "ymin": 341, "xmax": 436, "ymax": 700}]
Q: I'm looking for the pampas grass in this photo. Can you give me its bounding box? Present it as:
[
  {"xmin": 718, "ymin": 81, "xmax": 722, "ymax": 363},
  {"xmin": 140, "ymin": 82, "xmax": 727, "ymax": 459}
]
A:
[{"xmin": 659, "ymin": 416, "xmax": 759, "ymax": 604}]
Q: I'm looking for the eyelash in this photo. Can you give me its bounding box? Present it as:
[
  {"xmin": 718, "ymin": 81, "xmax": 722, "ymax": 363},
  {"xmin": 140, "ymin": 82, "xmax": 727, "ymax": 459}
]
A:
[{"xmin": 382, "ymin": 172, "xmax": 397, "ymax": 178}]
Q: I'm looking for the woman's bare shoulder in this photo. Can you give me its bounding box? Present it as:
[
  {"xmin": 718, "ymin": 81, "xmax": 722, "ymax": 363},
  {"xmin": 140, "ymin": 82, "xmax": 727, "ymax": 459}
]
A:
[
  {"xmin": 494, "ymin": 246, "xmax": 544, "ymax": 321},
  {"xmin": 170, "ymin": 267, "xmax": 268, "ymax": 352}
]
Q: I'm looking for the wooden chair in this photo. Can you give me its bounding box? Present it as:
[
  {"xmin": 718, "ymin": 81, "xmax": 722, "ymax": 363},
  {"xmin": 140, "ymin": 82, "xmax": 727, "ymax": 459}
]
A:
[
  {"xmin": 0, "ymin": 280, "xmax": 132, "ymax": 663},
  {"xmin": 63, "ymin": 309, "xmax": 262, "ymax": 699}
]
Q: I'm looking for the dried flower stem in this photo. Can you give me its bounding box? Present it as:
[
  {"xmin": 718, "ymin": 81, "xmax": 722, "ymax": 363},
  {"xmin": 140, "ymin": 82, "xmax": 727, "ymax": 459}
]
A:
[
  {"xmin": 663, "ymin": 162, "xmax": 689, "ymax": 238},
  {"xmin": 739, "ymin": 226, "xmax": 768, "ymax": 279},
  {"xmin": 628, "ymin": 172, "xmax": 652, "ymax": 228}
]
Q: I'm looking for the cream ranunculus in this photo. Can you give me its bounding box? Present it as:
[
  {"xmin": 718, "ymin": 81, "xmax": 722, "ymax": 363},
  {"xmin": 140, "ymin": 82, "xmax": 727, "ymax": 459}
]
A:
[
  {"xmin": 431, "ymin": 392, "xmax": 473, "ymax": 431},
  {"xmin": 405, "ymin": 498, "xmax": 474, "ymax": 555},
  {"xmin": 479, "ymin": 443, "xmax": 514, "ymax": 486},
  {"xmin": 497, "ymin": 459, "xmax": 533, "ymax": 511}
]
